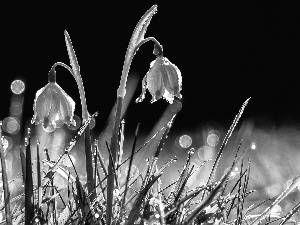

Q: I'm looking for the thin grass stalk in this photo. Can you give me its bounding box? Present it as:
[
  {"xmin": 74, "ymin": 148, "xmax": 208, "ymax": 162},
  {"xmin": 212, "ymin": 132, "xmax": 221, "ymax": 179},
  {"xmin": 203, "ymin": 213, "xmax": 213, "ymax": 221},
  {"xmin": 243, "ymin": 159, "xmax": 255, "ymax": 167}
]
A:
[
  {"xmin": 202, "ymin": 98, "xmax": 250, "ymax": 201},
  {"xmin": 0, "ymin": 122, "xmax": 12, "ymax": 225},
  {"xmin": 249, "ymin": 172, "xmax": 300, "ymax": 225},
  {"xmin": 118, "ymin": 123, "xmax": 140, "ymax": 224},
  {"xmin": 20, "ymin": 145, "xmax": 26, "ymax": 185},
  {"xmin": 43, "ymin": 112, "xmax": 97, "ymax": 188},
  {"xmin": 125, "ymin": 174, "xmax": 162, "ymax": 225},
  {"xmin": 24, "ymin": 128, "xmax": 34, "ymax": 225},
  {"xmin": 36, "ymin": 141, "xmax": 42, "ymax": 217}
]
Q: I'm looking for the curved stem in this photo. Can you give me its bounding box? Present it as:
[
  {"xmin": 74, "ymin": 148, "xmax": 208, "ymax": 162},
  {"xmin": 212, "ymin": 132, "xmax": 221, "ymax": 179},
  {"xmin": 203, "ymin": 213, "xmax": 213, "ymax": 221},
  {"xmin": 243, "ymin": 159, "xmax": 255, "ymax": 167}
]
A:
[{"xmin": 117, "ymin": 5, "xmax": 158, "ymax": 98}]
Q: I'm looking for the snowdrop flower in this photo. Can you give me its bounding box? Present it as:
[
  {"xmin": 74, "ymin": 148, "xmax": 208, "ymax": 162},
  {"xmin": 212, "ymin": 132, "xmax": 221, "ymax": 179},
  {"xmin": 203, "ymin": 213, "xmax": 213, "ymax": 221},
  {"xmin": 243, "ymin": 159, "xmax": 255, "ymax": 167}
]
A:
[
  {"xmin": 136, "ymin": 56, "xmax": 182, "ymax": 104},
  {"xmin": 31, "ymin": 63, "xmax": 76, "ymax": 131}
]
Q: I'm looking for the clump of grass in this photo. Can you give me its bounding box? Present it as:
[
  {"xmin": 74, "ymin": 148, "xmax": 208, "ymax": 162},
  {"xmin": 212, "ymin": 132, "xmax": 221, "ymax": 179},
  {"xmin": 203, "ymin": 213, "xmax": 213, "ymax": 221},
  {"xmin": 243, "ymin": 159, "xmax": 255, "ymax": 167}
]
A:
[{"xmin": 1, "ymin": 4, "xmax": 300, "ymax": 225}]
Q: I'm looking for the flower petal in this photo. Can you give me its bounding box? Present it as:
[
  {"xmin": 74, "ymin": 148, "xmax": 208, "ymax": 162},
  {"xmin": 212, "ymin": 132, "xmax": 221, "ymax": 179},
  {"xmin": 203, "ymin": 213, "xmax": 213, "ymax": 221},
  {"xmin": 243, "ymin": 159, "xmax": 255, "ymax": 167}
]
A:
[
  {"xmin": 146, "ymin": 59, "xmax": 165, "ymax": 103},
  {"xmin": 160, "ymin": 57, "xmax": 182, "ymax": 98}
]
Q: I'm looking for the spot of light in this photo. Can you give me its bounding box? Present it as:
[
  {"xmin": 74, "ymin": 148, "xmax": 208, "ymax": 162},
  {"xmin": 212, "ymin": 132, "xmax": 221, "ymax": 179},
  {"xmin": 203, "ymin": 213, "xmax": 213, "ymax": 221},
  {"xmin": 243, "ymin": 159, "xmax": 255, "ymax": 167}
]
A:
[
  {"xmin": 95, "ymin": 213, "xmax": 100, "ymax": 219},
  {"xmin": 197, "ymin": 146, "xmax": 213, "ymax": 161},
  {"xmin": 178, "ymin": 135, "xmax": 192, "ymax": 148},
  {"xmin": 9, "ymin": 101, "xmax": 23, "ymax": 116},
  {"xmin": 10, "ymin": 79, "xmax": 25, "ymax": 94},
  {"xmin": 2, "ymin": 117, "xmax": 20, "ymax": 134},
  {"xmin": 1, "ymin": 136, "xmax": 13, "ymax": 152},
  {"xmin": 89, "ymin": 117, "xmax": 96, "ymax": 129},
  {"xmin": 63, "ymin": 155, "xmax": 76, "ymax": 167},
  {"xmin": 207, "ymin": 133, "xmax": 219, "ymax": 147},
  {"xmin": 251, "ymin": 142, "xmax": 256, "ymax": 150}
]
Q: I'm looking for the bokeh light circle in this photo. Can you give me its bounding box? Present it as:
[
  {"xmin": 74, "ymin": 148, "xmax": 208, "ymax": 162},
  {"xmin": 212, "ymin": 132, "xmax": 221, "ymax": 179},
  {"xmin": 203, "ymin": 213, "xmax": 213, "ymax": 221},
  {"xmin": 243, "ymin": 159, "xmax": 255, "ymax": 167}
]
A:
[
  {"xmin": 9, "ymin": 101, "xmax": 23, "ymax": 116},
  {"xmin": 10, "ymin": 79, "xmax": 25, "ymax": 94},
  {"xmin": 207, "ymin": 133, "xmax": 219, "ymax": 147},
  {"xmin": 178, "ymin": 135, "xmax": 192, "ymax": 148},
  {"xmin": 197, "ymin": 146, "xmax": 213, "ymax": 161},
  {"xmin": 2, "ymin": 117, "xmax": 20, "ymax": 134}
]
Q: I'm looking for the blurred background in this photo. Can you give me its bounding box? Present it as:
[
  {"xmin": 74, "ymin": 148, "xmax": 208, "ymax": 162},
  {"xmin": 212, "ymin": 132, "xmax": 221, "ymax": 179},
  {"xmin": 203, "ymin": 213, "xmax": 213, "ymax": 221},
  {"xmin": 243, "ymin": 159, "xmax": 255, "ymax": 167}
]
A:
[{"xmin": 1, "ymin": 0, "xmax": 300, "ymax": 218}]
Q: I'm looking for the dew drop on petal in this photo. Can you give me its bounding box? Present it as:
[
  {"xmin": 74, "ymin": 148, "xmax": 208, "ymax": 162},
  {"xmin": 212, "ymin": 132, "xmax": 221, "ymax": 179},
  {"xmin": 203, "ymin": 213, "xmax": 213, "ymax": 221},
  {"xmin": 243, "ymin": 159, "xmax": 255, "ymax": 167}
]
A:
[
  {"xmin": 89, "ymin": 117, "xmax": 96, "ymax": 129},
  {"xmin": 43, "ymin": 124, "xmax": 56, "ymax": 133},
  {"xmin": 67, "ymin": 115, "xmax": 81, "ymax": 130},
  {"xmin": 178, "ymin": 135, "xmax": 192, "ymax": 148},
  {"xmin": 197, "ymin": 146, "xmax": 213, "ymax": 161},
  {"xmin": 10, "ymin": 79, "xmax": 25, "ymax": 94},
  {"xmin": 2, "ymin": 117, "xmax": 20, "ymax": 134}
]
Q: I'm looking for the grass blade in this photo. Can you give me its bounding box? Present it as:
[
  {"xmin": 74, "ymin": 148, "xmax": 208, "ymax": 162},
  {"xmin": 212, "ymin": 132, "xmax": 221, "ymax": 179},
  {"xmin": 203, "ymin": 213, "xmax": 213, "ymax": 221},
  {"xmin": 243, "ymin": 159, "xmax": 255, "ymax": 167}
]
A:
[
  {"xmin": 0, "ymin": 122, "xmax": 12, "ymax": 225},
  {"xmin": 24, "ymin": 128, "xmax": 34, "ymax": 225}
]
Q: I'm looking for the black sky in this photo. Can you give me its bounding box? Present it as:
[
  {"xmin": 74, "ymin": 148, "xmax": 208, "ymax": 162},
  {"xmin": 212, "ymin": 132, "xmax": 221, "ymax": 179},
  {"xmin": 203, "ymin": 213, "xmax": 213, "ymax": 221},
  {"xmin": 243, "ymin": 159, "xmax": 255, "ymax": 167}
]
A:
[{"xmin": 1, "ymin": 1, "xmax": 300, "ymax": 135}]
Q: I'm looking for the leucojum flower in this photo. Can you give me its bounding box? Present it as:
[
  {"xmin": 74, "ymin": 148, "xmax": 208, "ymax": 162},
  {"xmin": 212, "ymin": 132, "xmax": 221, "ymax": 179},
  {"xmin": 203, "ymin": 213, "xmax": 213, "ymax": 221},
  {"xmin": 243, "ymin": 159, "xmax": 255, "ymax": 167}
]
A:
[
  {"xmin": 31, "ymin": 63, "xmax": 76, "ymax": 132},
  {"xmin": 136, "ymin": 46, "xmax": 182, "ymax": 104}
]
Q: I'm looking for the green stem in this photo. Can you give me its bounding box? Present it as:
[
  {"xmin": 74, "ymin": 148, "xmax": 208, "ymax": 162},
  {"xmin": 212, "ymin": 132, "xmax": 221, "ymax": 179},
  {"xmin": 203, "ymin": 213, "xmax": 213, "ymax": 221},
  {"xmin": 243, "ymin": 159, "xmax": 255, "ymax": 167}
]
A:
[
  {"xmin": 106, "ymin": 5, "xmax": 158, "ymax": 224},
  {"xmin": 0, "ymin": 122, "xmax": 12, "ymax": 225}
]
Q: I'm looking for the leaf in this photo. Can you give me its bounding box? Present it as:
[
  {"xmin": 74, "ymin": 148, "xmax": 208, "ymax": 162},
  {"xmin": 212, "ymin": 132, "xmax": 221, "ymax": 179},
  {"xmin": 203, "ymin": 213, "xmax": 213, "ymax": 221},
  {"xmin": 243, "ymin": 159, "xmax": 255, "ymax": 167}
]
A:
[{"xmin": 0, "ymin": 122, "xmax": 12, "ymax": 225}]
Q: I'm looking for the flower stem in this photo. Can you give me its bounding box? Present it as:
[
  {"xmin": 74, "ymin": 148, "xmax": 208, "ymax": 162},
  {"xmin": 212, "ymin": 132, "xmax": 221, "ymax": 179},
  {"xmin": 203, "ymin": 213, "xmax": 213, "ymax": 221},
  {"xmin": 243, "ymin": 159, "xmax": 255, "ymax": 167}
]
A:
[{"xmin": 106, "ymin": 5, "xmax": 158, "ymax": 224}]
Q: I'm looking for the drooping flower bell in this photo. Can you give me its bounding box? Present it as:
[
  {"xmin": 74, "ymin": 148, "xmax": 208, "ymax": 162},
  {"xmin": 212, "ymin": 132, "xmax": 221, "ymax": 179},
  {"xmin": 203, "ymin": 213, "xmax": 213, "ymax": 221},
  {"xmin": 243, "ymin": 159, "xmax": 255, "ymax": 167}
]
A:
[
  {"xmin": 31, "ymin": 63, "xmax": 76, "ymax": 132},
  {"xmin": 136, "ymin": 55, "xmax": 182, "ymax": 104}
]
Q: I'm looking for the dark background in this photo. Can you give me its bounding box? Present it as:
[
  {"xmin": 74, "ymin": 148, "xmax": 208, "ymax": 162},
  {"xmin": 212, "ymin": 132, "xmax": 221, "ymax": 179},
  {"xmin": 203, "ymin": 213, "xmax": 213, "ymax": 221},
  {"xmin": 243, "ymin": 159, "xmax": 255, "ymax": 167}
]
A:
[{"xmin": 1, "ymin": 1, "xmax": 300, "ymax": 136}]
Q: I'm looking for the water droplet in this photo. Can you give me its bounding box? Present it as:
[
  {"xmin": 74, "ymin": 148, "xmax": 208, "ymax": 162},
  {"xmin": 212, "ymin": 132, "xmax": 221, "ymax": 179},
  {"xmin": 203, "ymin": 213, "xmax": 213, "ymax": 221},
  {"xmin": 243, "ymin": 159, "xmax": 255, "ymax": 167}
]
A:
[
  {"xmin": 63, "ymin": 155, "xmax": 76, "ymax": 167},
  {"xmin": 178, "ymin": 135, "xmax": 192, "ymax": 148},
  {"xmin": 67, "ymin": 115, "xmax": 81, "ymax": 130},
  {"xmin": 2, "ymin": 117, "xmax": 20, "ymax": 134},
  {"xmin": 207, "ymin": 133, "xmax": 219, "ymax": 147},
  {"xmin": 251, "ymin": 142, "xmax": 256, "ymax": 150},
  {"xmin": 42, "ymin": 123, "xmax": 56, "ymax": 133},
  {"xmin": 197, "ymin": 146, "xmax": 213, "ymax": 161},
  {"xmin": 9, "ymin": 101, "xmax": 22, "ymax": 116},
  {"xmin": 10, "ymin": 79, "xmax": 25, "ymax": 94},
  {"xmin": 89, "ymin": 117, "xmax": 96, "ymax": 129}
]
